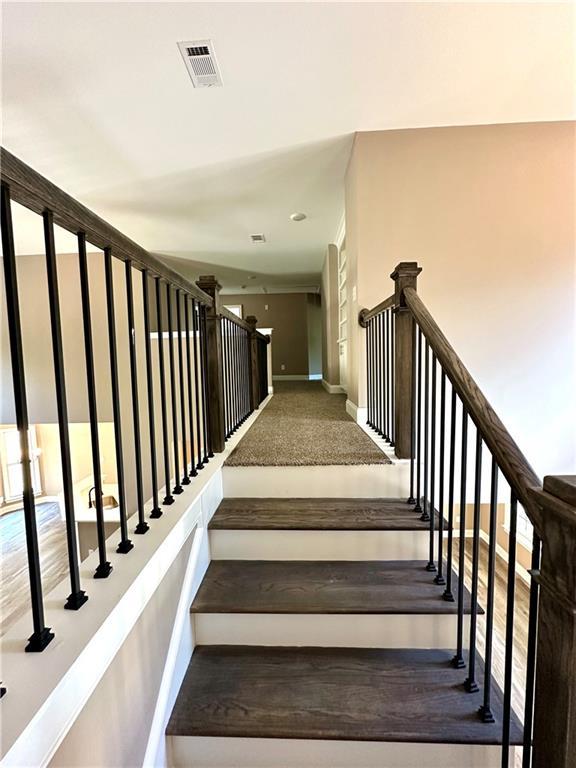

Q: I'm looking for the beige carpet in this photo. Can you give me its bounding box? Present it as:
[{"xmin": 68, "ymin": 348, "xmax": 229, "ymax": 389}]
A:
[{"xmin": 225, "ymin": 381, "xmax": 392, "ymax": 466}]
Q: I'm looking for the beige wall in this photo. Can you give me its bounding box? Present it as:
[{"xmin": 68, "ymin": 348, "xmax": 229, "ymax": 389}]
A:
[
  {"xmin": 321, "ymin": 244, "xmax": 340, "ymax": 386},
  {"xmin": 345, "ymin": 122, "xmax": 576, "ymax": 476},
  {"xmin": 222, "ymin": 293, "xmax": 315, "ymax": 376},
  {"xmin": 306, "ymin": 293, "xmax": 322, "ymax": 377}
]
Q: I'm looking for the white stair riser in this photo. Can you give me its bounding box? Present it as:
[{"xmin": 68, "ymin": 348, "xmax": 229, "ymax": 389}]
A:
[
  {"xmin": 209, "ymin": 529, "xmax": 429, "ymax": 560},
  {"xmin": 169, "ymin": 735, "xmax": 514, "ymax": 768},
  {"xmin": 222, "ymin": 464, "xmax": 410, "ymax": 499},
  {"xmin": 193, "ymin": 613, "xmax": 468, "ymax": 649}
]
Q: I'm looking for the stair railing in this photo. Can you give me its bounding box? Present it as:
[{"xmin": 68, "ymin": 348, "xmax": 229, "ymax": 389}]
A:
[
  {"xmin": 0, "ymin": 148, "xmax": 265, "ymax": 661},
  {"xmin": 359, "ymin": 261, "xmax": 576, "ymax": 768}
]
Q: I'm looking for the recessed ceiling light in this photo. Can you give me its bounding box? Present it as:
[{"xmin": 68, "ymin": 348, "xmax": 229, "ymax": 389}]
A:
[{"xmin": 290, "ymin": 212, "xmax": 307, "ymax": 222}]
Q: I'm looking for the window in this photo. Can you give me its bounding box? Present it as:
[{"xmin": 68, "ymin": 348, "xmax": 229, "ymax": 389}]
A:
[
  {"xmin": 223, "ymin": 304, "xmax": 243, "ymax": 319},
  {"xmin": 0, "ymin": 427, "xmax": 42, "ymax": 503}
]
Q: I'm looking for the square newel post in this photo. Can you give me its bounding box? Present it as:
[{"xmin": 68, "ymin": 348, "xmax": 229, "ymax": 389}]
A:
[
  {"xmin": 196, "ymin": 275, "xmax": 226, "ymax": 453},
  {"xmin": 391, "ymin": 261, "xmax": 422, "ymax": 459},
  {"xmin": 245, "ymin": 315, "xmax": 260, "ymax": 411},
  {"xmin": 528, "ymin": 476, "xmax": 576, "ymax": 768}
]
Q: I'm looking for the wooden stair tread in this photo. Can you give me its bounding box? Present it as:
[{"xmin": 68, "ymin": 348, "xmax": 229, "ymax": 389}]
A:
[
  {"xmin": 191, "ymin": 560, "xmax": 474, "ymax": 615},
  {"xmin": 167, "ymin": 646, "xmax": 522, "ymax": 745},
  {"xmin": 210, "ymin": 498, "xmax": 430, "ymax": 530}
]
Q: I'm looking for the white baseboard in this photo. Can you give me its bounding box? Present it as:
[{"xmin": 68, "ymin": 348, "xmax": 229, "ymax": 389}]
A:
[
  {"xmin": 273, "ymin": 374, "xmax": 321, "ymax": 381},
  {"xmin": 321, "ymin": 379, "xmax": 345, "ymax": 394},
  {"xmin": 345, "ymin": 399, "xmax": 367, "ymax": 424}
]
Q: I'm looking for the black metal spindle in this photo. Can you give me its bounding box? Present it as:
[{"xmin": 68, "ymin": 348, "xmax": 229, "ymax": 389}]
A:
[
  {"xmin": 43, "ymin": 211, "xmax": 88, "ymax": 607},
  {"xmin": 1, "ymin": 183, "xmax": 54, "ymax": 650},
  {"xmin": 185, "ymin": 296, "xmax": 197, "ymax": 478},
  {"xmin": 414, "ymin": 328, "xmax": 423, "ymax": 515},
  {"xmin": 464, "ymin": 430, "xmax": 482, "ymax": 693},
  {"xmin": 434, "ymin": 370, "xmax": 446, "ymax": 585},
  {"xmin": 522, "ymin": 531, "xmax": 541, "ymax": 767},
  {"xmin": 366, "ymin": 320, "xmax": 372, "ymax": 427},
  {"xmin": 125, "ymin": 260, "xmax": 150, "ymax": 533},
  {"xmin": 390, "ymin": 310, "xmax": 395, "ymax": 446},
  {"xmin": 78, "ymin": 232, "xmax": 113, "ymax": 576},
  {"xmin": 421, "ymin": 340, "xmax": 430, "ymax": 522},
  {"xmin": 408, "ymin": 320, "xmax": 416, "ymax": 504},
  {"xmin": 443, "ymin": 387, "xmax": 457, "ymax": 602},
  {"xmin": 223, "ymin": 319, "xmax": 230, "ymax": 436},
  {"xmin": 200, "ymin": 304, "xmax": 211, "ymax": 460},
  {"xmin": 375, "ymin": 314, "xmax": 381, "ymax": 435},
  {"xmin": 141, "ymin": 269, "xmax": 162, "ymax": 517},
  {"xmin": 384, "ymin": 311, "xmax": 389, "ymax": 439},
  {"xmin": 501, "ymin": 492, "xmax": 518, "ymax": 768},
  {"xmin": 166, "ymin": 284, "xmax": 183, "ymax": 494},
  {"xmin": 452, "ymin": 405, "xmax": 468, "ymax": 669},
  {"xmin": 479, "ymin": 456, "xmax": 499, "ymax": 722},
  {"xmin": 192, "ymin": 299, "xmax": 203, "ymax": 469},
  {"xmin": 155, "ymin": 278, "xmax": 174, "ymax": 505},
  {"xmin": 370, "ymin": 319, "xmax": 375, "ymax": 429},
  {"xmin": 176, "ymin": 290, "xmax": 190, "ymax": 485},
  {"xmin": 426, "ymin": 353, "xmax": 437, "ymax": 570},
  {"xmin": 103, "ymin": 249, "xmax": 135, "ymax": 549}
]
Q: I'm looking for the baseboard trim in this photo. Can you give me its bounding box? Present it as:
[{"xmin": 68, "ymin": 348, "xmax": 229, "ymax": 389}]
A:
[
  {"xmin": 322, "ymin": 379, "xmax": 345, "ymax": 394},
  {"xmin": 345, "ymin": 399, "xmax": 367, "ymax": 424}
]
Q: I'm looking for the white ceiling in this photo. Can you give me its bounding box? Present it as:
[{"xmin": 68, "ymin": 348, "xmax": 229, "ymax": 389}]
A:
[{"xmin": 2, "ymin": 1, "xmax": 574, "ymax": 290}]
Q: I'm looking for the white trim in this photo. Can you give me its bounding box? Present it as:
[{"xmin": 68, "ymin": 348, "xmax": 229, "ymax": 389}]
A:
[
  {"xmin": 220, "ymin": 286, "xmax": 320, "ymax": 296},
  {"xmin": 334, "ymin": 212, "xmax": 346, "ymax": 251},
  {"xmin": 345, "ymin": 399, "xmax": 367, "ymax": 424},
  {"xmin": 321, "ymin": 379, "xmax": 345, "ymax": 394},
  {"xmin": 273, "ymin": 374, "xmax": 321, "ymax": 381}
]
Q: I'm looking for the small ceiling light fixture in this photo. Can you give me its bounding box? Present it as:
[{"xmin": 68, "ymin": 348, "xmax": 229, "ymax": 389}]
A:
[
  {"xmin": 250, "ymin": 233, "xmax": 266, "ymax": 243},
  {"xmin": 290, "ymin": 212, "xmax": 307, "ymax": 222}
]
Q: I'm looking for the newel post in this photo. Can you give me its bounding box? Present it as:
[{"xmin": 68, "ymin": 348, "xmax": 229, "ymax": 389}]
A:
[
  {"xmin": 528, "ymin": 476, "xmax": 576, "ymax": 768},
  {"xmin": 391, "ymin": 261, "xmax": 422, "ymax": 459},
  {"xmin": 195, "ymin": 275, "xmax": 226, "ymax": 453},
  {"xmin": 245, "ymin": 315, "xmax": 260, "ymax": 411}
]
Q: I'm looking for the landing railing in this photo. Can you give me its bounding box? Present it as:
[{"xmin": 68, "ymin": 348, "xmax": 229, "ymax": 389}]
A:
[
  {"xmin": 0, "ymin": 149, "xmax": 268, "ymax": 663},
  {"xmin": 359, "ymin": 262, "xmax": 576, "ymax": 768}
]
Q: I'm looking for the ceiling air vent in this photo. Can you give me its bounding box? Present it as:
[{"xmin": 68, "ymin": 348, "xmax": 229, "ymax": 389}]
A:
[
  {"xmin": 250, "ymin": 234, "xmax": 266, "ymax": 243},
  {"xmin": 178, "ymin": 40, "xmax": 223, "ymax": 88}
]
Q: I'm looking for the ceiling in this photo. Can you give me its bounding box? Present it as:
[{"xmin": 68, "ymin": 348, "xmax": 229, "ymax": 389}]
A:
[{"xmin": 2, "ymin": 1, "xmax": 574, "ymax": 291}]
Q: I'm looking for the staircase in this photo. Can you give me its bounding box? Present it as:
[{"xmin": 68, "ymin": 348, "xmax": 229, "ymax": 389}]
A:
[{"xmin": 166, "ymin": 498, "xmax": 521, "ymax": 767}]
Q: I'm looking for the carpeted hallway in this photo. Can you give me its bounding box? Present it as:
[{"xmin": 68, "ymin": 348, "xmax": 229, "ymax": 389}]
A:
[{"xmin": 225, "ymin": 381, "xmax": 392, "ymax": 467}]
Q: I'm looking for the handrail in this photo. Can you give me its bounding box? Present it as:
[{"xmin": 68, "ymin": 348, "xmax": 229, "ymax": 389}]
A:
[
  {"xmin": 358, "ymin": 293, "xmax": 396, "ymax": 326},
  {"xmin": 0, "ymin": 147, "xmax": 212, "ymax": 305},
  {"xmin": 403, "ymin": 285, "xmax": 542, "ymax": 524},
  {"xmin": 219, "ymin": 306, "xmax": 253, "ymax": 332}
]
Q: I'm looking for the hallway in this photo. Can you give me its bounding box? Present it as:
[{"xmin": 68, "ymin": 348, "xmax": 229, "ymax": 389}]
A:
[{"xmin": 225, "ymin": 382, "xmax": 391, "ymax": 466}]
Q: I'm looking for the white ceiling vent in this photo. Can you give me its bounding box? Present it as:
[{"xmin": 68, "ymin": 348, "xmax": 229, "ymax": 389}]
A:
[
  {"xmin": 178, "ymin": 40, "xmax": 223, "ymax": 88},
  {"xmin": 250, "ymin": 233, "xmax": 266, "ymax": 243}
]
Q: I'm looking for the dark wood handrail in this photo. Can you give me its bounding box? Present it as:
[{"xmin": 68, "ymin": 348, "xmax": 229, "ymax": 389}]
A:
[
  {"xmin": 219, "ymin": 306, "xmax": 254, "ymax": 333},
  {"xmin": 403, "ymin": 285, "xmax": 542, "ymax": 524},
  {"xmin": 0, "ymin": 147, "xmax": 212, "ymax": 305},
  {"xmin": 358, "ymin": 294, "xmax": 396, "ymax": 326}
]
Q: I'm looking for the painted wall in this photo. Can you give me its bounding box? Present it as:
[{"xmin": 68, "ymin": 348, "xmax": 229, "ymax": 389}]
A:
[
  {"xmin": 221, "ymin": 293, "xmax": 317, "ymax": 377},
  {"xmin": 345, "ymin": 122, "xmax": 576, "ymax": 476},
  {"xmin": 321, "ymin": 244, "xmax": 340, "ymax": 387},
  {"xmin": 306, "ymin": 293, "xmax": 322, "ymax": 378}
]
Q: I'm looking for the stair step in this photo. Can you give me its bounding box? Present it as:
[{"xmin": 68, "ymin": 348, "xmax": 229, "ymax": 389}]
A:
[
  {"xmin": 191, "ymin": 560, "xmax": 469, "ymax": 614},
  {"xmin": 210, "ymin": 498, "xmax": 429, "ymax": 531},
  {"xmin": 167, "ymin": 646, "xmax": 522, "ymax": 745}
]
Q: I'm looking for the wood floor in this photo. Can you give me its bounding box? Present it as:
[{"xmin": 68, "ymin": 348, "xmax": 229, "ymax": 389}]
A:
[
  {"xmin": 211, "ymin": 498, "xmax": 434, "ymax": 530},
  {"xmin": 167, "ymin": 646, "xmax": 523, "ymax": 745},
  {"xmin": 192, "ymin": 559, "xmax": 473, "ymax": 615},
  {"xmin": 0, "ymin": 501, "xmax": 68, "ymax": 638}
]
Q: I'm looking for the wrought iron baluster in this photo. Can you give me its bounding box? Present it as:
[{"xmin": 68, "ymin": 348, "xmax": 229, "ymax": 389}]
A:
[
  {"xmin": 479, "ymin": 456, "xmax": 498, "ymax": 721},
  {"xmin": 125, "ymin": 260, "xmax": 150, "ymax": 533},
  {"xmin": 155, "ymin": 278, "xmax": 174, "ymax": 505},
  {"xmin": 421, "ymin": 340, "xmax": 430, "ymax": 523},
  {"xmin": 452, "ymin": 405, "xmax": 468, "ymax": 669},
  {"xmin": 43, "ymin": 210, "xmax": 89, "ymax": 606},
  {"xmin": 78, "ymin": 232, "xmax": 114, "ymax": 574},
  {"xmin": 1, "ymin": 183, "xmax": 54, "ymax": 651},
  {"xmin": 443, "ymin": 387, "xmax": 457, "ymax": 602},
  {"xmin": 104, "ymin": 249, "xmax": 135, "ymax": 547},
  {"xmin": 166, "ymin": 284, "xmax": 183, "ymax": 494},
  {"xmin": 185, "ymin": 296, "xmax": 197, "ymax": 477},
  {"xmin": 176, "ymin": 290, "xmax": 190, "ymax": 485},
  {"xmin": 522, "ymin": 531, "xmax": 541, "ymax": 767},
  {"xmin": 434, "ymin": 369, "xmax": 446, "ymax": 585},
  {"xmin": 414, "ymin": 328, "xmax": 423, "ymax": 515},
  {"xmin": 501, "ymin": 492, "xmax": 518, "ymax": 767},
  {"xmin": 141, "ymin": 269, "xmax": 162, "ymax": 518}
]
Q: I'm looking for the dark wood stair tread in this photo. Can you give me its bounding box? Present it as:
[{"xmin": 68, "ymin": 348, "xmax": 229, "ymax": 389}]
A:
[
  {"xmin": 167, "ymin": 646, "xmax": 522, "ymax": 745},
  {"xmin": 210, "ymin": 498, "xmax": 431, "ymax": 531},
  {"xmin": 191, "ymin": 560, "xmax": 475, "ymax": 615}
]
